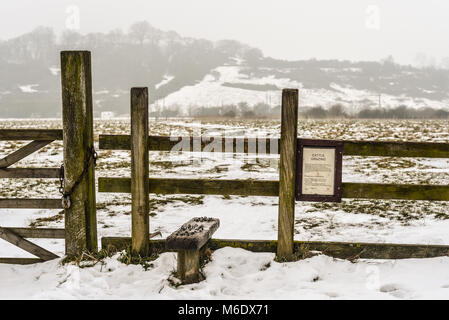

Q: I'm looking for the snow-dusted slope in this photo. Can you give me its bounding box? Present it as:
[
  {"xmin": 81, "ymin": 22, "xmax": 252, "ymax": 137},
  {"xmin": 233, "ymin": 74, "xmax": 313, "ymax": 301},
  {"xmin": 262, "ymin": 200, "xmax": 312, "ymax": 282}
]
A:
[{"xmin": 160, "ymin": 64, "xmax": 449, "ymax": 114}]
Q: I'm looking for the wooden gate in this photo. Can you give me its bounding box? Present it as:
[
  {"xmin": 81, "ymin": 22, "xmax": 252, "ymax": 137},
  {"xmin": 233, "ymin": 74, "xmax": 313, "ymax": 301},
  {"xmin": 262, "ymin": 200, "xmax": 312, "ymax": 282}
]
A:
[
  {"xmin": 0, "ymin": 51, "xmax": 98, "ymax": 264},
  {"xmin": 0, "ymin": 129, "xmax": 64, "ymax": 264}
]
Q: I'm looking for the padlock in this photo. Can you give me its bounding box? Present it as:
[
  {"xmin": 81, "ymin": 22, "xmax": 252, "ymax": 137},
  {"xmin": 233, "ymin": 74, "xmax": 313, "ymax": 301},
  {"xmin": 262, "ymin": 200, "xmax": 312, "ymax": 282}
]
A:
[{"xmin": 62, "ymin": 195, "xmax": 71, "ymax": 209}]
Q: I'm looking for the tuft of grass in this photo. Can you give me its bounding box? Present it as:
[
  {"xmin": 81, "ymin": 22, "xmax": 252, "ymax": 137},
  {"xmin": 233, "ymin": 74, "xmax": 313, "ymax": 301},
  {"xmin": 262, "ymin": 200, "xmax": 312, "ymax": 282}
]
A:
[
  {"xmin": 274, "ymin": 244, "xmax": 318, "ymax": 262},
  {"xmin": 167, "ymin": 269, "xmax": 183, "ymax": 288},
  {"xmin": 117, "ymin": 246, "xmax": 160, "ymax": 271},
  {"xmin": 61, "ymin": 249, "xmax": 114, "ymax": 268},
  {"xmin": 29, "ymin": 210, "xmax": 64, "ymax": 228},
  {"xmin": 260, "ymin": 262, "xmax": 271, "ymax": 271}
]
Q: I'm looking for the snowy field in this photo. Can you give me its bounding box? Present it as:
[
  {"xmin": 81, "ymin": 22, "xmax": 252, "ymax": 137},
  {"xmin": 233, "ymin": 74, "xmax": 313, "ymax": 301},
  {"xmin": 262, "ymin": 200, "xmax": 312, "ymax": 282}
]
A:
[{"xmin": 1, "ymin": 118, "xmax": 449, "ymax": 299}]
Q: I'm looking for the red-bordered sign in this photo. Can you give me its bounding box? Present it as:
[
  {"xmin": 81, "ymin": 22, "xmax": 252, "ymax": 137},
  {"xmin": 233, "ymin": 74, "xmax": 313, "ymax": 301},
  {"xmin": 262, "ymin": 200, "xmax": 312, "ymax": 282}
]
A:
[{"xmin": 296, "ymin": 139, "xmax": 343, "ymax": 202}]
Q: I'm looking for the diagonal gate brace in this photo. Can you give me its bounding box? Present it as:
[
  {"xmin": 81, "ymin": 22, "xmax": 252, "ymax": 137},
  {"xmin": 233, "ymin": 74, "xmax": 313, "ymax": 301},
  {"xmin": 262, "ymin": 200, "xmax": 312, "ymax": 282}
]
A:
[
  {"xmin": 0, "ymin": 140, "xmax": 54, "ymax": 168},
  {"xmin": 0, "ymin": 227, "xmax": 59, "ymax": 261}
]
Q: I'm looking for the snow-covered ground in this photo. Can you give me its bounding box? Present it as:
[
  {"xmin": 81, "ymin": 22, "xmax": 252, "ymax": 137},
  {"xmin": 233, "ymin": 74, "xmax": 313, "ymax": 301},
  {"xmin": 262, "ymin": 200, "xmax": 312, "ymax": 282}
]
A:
[
  {"xmin": 3, "ymin": 249, "xmax": 449, "ymax": 299},
  {"xmin": 1, "ymin": 118, "xmax": 449, "ymax": 299}
]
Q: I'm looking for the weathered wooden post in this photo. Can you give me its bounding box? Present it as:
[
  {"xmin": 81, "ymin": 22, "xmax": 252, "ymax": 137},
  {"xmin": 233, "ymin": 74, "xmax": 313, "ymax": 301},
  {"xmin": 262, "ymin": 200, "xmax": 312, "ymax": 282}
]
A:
[
  {"xmin": 60, "ymin": 51, "xmax": 97, "ymax": 257},
  {"xmin": 277, "ymin": 89, "xmax": 298, "ymax": 261},
  {"xmin": 131, "ymin": 87, "xmax": 150, "ymax": 256}
]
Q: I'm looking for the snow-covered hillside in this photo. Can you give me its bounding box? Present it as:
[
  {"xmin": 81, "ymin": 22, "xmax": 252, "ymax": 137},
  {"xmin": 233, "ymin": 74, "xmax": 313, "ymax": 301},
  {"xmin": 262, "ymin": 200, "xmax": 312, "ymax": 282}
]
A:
[
  {"xmin": 160, "ymin": 64, "xmax": 449, "ymax": 115},
  {"xmin": 1, "ymin": 24, "xmax": 449, "ymax": 118}
]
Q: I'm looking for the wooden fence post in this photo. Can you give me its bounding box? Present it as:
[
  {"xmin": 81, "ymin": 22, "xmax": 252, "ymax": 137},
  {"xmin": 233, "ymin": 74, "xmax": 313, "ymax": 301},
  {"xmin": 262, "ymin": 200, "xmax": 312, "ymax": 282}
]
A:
[
  {"xmin": 61, "ymin": 51, "xmax": 97, "ymax": 257},
  {"xmin": 277, "ymin": 89, "xmax": 298, "ymax": 261},
  {"xmin": 131, "ymin": 87, "xmax": 150, "ymax": 256}
]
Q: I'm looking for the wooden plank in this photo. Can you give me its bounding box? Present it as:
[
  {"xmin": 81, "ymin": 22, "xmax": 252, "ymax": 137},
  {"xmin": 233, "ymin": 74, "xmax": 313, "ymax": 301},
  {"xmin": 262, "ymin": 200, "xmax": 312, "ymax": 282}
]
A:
[
  {"xmin": 0, "ymin": 227, "xmax": 59, "ymax": 261},
  {"xmin": 342, "ymin": 183, "xmax": 449, "ymax": 201},
  {"xmin": 101, "ymin": 237, "xmax": 449, "ymax": 260},
  {"xmin": 98, "ymin": 178, "xmax": 449, "ymax": 201},
  {"xmin": 0, "ymin": 168, "xmax": 60, "ymax": 179},
  {"xmin": 0, "ymin": 258, "xmax": 43, "ymax": 265},
  {"xmin": 343, "ymin": 140, "xmax": 449, "ymax": 158},
  {"xmin": 0, "ymin": 140, "xmax": 54, "ymax": 168},
  {"xmin": 102, "ymin": 237, "xmax": 166, "ymax": 253},
  {"xmin": 277, "ymin": 89, "xmax": 298, "ymax": 261},
  {"xmin": 130, "ymin": 87, "xmax": 150, "ymax": 256},
  {"xmin": 99, "ymin": 135, "xmax": 449, "ymax": 158},
  {"xmin": 4, "ymin": 228, "xmax": 65, "ymax": 239},
  {"xmin": 208, "ymin": 239, "xmax": 449, "ymax": 260},
  {"xmin": 99, "ymin": 135, "xmax": 275, "ymax": 154},
  {"xmin": 0, "ymin": 198, "xmax": 63, "ymax": 209},
  {"xmin": 0, "ymin": 129, "xmax": 63, "ymax": 141},
  {"xmin": 61, "ymin": 50, "xmax": 98, "ymax": 257},
  {"xmin": 166, "ymin": 217, "xmax": 220, "ymax": 250},
  {"xmin": 98, "ymin": 177, "xmax": 279, "ymax": 197}
]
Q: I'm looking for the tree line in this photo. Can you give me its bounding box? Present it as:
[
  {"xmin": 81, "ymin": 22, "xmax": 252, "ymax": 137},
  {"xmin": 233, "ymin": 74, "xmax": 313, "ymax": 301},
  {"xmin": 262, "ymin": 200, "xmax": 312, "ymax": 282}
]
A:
[{"xmin": 149, "ymin": 102, "xmax": 449, "ymax": 120}]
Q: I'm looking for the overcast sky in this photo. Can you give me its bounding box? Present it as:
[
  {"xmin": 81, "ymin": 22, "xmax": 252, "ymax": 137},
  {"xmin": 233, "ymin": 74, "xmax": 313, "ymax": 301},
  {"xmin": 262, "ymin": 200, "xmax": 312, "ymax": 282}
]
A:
[{"xmin": 1, "ymin": 0, "xmax": 448, "ymax": 66}]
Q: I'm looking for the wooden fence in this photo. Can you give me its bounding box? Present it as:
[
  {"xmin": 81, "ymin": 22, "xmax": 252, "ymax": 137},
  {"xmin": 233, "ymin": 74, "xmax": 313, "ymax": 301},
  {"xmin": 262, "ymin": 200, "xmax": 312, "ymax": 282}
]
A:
[
  {"xmin": 99, "ymin": 89, "xmax": 449, "ymax": 260},
  {"xmin": 2, "ymin": 50, "xmax": 449, "ymax": 265}
]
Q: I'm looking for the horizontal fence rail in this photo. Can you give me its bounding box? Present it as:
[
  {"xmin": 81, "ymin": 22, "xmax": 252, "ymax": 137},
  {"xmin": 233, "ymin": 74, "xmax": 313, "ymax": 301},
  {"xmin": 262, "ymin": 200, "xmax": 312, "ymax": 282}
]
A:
[
  {"xmin": 98, "ymin": 177, "xmax": 449, "ymax": 201},
  {"xmin": 0, "ymin": 129, "xmax": 63, "ymax": 141},
  {"xmin": 0, "ymin": 168, "xmax": 60, "ymax": 179},
  {"xmin": 99, "ymin": 135, "xmax": 449, "ymax": 158},
  {"xmin": 100, "ymin": 135, "xmax": 276, "ymax": 154},
  {"xmin": 102, "ymin": 237, "xmax": 449, "ymax": 260},
  {"xmin": 0, "ymin": 198, "xmax": 63, "ymax": 209},
  {"xmin": 99, "ymin": 178, "xmax": 279, "ymax": 196},
  {"xmin": 3, "ymin": 227, "xmax": 65, "ymax": 239},
  {"xmin": 0, "ymin": 258, "xmax": 44, "ymax": 264}
]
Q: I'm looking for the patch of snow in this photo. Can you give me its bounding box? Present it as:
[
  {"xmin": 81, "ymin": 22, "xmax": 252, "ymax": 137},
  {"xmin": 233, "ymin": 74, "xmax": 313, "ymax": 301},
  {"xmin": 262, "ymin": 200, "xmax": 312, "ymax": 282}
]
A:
[
  {"xmin": 49, "ymin": 66, "xmax": 60, "ymax": 76},
  {"xmin": 19, "ymin": 84, "xmax": 39, "ymax": 93},
  {"xmin": 95, "ymin": 90, "xmax": 110, "ymax": 95},
  {"xmin": 155, "ymin": 75, "xmax": 174, "ymax": 89},
  {"xmin": 101, "ymin": 112, "xmax": 115, "ymax": 120}
]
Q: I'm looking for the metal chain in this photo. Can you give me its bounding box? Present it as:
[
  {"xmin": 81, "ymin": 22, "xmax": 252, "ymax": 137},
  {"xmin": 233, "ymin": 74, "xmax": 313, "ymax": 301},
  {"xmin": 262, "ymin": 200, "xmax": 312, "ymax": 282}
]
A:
[{"xmin": 59, "ymin": 146, "xmax": 97, "ymax": 209}]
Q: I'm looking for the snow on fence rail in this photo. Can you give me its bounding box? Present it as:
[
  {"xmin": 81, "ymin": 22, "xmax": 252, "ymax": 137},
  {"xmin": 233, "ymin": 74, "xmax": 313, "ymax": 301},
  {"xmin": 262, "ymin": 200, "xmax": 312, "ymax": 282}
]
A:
[{"xmin": 2, "ymin": 50, "xmax": 449, "ymax": 267}]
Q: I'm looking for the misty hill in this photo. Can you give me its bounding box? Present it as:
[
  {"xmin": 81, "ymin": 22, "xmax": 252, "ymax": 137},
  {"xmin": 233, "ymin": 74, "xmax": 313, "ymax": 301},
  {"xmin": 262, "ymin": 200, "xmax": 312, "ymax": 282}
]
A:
[{"xmin": 0, "ymin": 22, "xmax": 448, "ymax": 118}]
